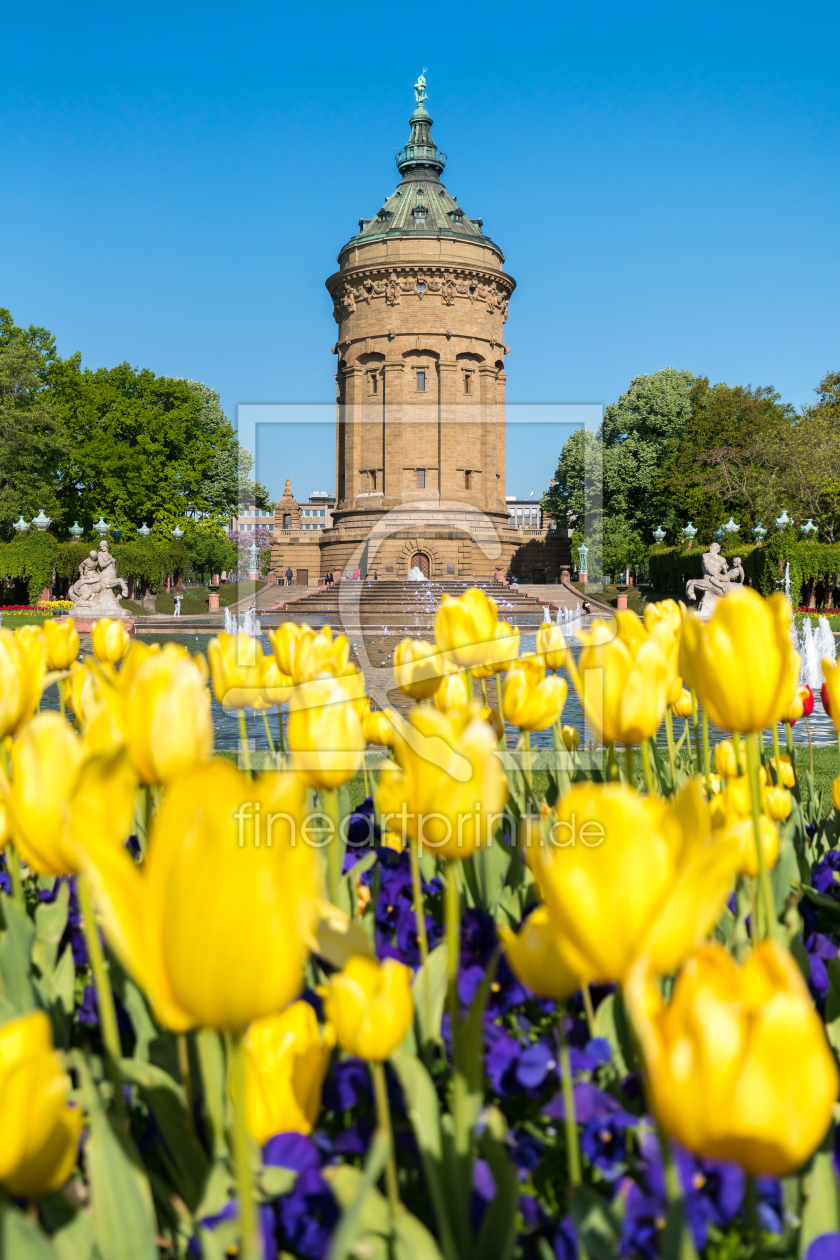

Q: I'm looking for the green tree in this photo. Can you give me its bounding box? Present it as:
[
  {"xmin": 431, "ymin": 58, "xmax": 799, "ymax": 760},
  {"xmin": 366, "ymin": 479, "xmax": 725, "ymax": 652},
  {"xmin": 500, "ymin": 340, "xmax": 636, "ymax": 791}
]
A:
[
  {"xmin": 48, "ymin": 358, "xmax": 223, "ymax": 535},
  {"xmin": 0, "ymin": 310, "xmax": 67, "ymax": 535}
]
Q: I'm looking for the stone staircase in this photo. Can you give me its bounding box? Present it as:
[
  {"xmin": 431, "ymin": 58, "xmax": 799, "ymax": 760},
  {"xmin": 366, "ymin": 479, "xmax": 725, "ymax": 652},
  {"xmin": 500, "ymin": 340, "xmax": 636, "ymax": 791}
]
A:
[{"xmin": 263, "ymin": 578, "xmax": 559, "ymax": 629}]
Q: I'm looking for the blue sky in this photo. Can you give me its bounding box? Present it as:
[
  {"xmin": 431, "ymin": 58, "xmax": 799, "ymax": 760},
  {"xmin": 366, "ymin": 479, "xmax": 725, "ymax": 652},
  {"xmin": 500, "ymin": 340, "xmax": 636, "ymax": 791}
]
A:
[{"xmin": 2, "ymin": 1, "xmax": 838, "ymax": 501}]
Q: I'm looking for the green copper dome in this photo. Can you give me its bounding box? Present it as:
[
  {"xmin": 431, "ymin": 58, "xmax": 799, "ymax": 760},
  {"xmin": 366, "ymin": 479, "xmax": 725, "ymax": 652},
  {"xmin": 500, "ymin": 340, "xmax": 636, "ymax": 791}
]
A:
[{"xmin": 338, "ymin": 75, "xmax": 501, "ymax": 261}]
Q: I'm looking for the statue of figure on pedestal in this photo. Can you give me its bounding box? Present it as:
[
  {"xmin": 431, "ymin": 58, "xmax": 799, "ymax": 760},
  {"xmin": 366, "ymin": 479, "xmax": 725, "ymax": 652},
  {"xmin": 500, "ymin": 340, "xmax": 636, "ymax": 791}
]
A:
[
  {"xmin": 68, "ymin": 539, "xmax": 130, "ymax": 617},
  {"xmin": 686, "ymin": 542, "xmax": 745, "ymax": 615}
]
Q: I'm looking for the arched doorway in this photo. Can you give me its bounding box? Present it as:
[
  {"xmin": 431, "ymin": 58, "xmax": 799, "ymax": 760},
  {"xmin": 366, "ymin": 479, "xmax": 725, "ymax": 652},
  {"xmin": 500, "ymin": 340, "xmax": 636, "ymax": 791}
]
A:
[{"xmin": 411, "ymin": 552, "xmax": 430, "ymax": 578}]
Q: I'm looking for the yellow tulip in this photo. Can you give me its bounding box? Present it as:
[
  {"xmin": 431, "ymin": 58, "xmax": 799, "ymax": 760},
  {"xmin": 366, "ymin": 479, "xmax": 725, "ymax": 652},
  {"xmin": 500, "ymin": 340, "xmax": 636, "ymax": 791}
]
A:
[
  {"xmin": 779, "ymin": 684, "xmax": 809, "ymax": 725},
  {"xmin": 375, "ymin": 705, "xmax": 508, "ymax": 861},
  {"xmin": 6, "ymin": 713, "xmax": 137, "ymax": 876},
  {"xmin": 528, "ymin": 780, "xmax": 738, "ymax": 983},
  {"xmin": 287, "ymin": 676, "xmax": 365, "ymax": 790},
  {"xmin": 324, "ymin": 955, "xmax": 413, "ymax": 1061},
  {"xmin": 208, "ymin": 633, "xmax": 265, "ymax": 708},
  {"xmin": 260, "ymin": 658, "xmax": 294, "ymax": 707},
  {"xmin": 122, "ymin": 644, "xmax": 213, "ymax": 785},
  {"xmin": 571, "ymin": 613, "xmax": 673, "ymax": 745},
  {"xmin": 43, "ymin": 619, "xmax": 79, "ymax": 671},
  {"xmin": 0, "ymin": 1011, "xmax": 82, "ymax": 1197},
  {"xmin": 361, "ymin": 704, "xmax": 395, "ymax": 746},
  {"xmin": 268, "ymin": 622, "xmax": 312, "ymax": 679},
  {"xmin": 714, "ymin": 740, "xmax": 739, "ymax": 779},
  {"xmin": 643, "ymin": 599, "xmax": 684, "ymax": 635},
  {"xmin": 434, "ymin": 586, "xmax": 499, "ymax": 671},
  {"xmin": 81, "ymin": 760, "xmax": 316, "ymax": 1031},
  {"xmin": 498, "ymin": 905, "xmax": 580, "ymax": 1000},
  {"xmin": 480, "ymin": 704, "xmax": 505, "ymax": 741},
  {"xmin": 680, "ymin": 589, "xmax": 795, "ymax": 733},
  {"xmin": 762, "ymin": 785, "xmax": 792, "ymax": 822},
  {"xmin": 769, "ymin": 754, "xmax": 795, "ymax": 788},
  {"xmin": 91, "ymin": 618, "xmax": 132, "ymax": 664},
  {"xmin": 0, "ymin": 628, "xmax": 45, "ymax": 738},
  {"xmin": 393, "ymin": 638, "xmax": 444, "ymax": 700},
  {"xmin": 433, "ymin": 668, "xmax": 473, "ymax": 717},
  {"xmin": 473, "ymin": 620, "xmax": 521, "ymax": 679},
  {"xmin": 561, "ymin": 724, "xmax": 580, "ymax": 752},
  {"xmin": 626, "ymin": 942, "xmax": 839, "ymax": 1176},
  {"xmin": 503, "ymin": 656, "xmax": 567, "ymax": 731},
  {"xmin": 719, "ymin": 816, "xmax": 780, "ymax": 878},
  {"xmin": 536, "ymin": 623, "xmax": 567, "ymax": 672},
  {"xmin": 243, "ymin": 1001, "xmax": 335, "ymax": 1144},
  {"xmin": 282, "ymin": 625, "xmax": 350, "ymax": 685},
  {"xmin": 671, "ymin": 688, "xmax": 694, "ymax": 719},
  {"xmin": 833, "ymin": 774, "xmax": 840, "ymax": 813}
]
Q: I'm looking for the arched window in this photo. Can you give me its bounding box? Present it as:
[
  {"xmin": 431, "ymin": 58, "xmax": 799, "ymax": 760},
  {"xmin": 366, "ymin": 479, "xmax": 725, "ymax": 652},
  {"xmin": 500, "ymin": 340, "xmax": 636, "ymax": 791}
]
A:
[{"xmin": 283, "ymin": 514, "xmax": 291, "ymax": 530}]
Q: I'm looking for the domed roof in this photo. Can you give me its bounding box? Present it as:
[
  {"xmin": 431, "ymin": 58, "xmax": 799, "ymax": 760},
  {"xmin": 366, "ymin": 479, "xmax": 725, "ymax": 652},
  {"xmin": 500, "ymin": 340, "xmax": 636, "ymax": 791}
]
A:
[{"xmin": 337, "ymin": 75, "xmax": 503, "ymax": 263}]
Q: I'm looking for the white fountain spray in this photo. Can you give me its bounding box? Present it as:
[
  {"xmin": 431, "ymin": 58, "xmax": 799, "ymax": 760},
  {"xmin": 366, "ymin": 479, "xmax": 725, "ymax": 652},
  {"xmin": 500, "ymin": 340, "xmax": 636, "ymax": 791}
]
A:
[
  {"xmin": 785, "ymin": 561, "xmax": 836, "ymax": 686},
  {"xmin": 224, "ymin": 604, "xmax": 261, "ymax": 638}
]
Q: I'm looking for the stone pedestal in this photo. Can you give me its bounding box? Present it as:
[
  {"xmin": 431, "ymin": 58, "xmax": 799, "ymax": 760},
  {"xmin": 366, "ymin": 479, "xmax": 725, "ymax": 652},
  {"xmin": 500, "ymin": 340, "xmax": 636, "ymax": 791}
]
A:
[
  {"xmin": 208, "ymin": 592, "xmax": 220, "ymax": 611},
  {"xmin": 67, "ymin": 616, "xmax": 136, "ymax": 635},
  {"xmin": 616, "ymin": 592, "xmax": 628, "ymax": 610}
]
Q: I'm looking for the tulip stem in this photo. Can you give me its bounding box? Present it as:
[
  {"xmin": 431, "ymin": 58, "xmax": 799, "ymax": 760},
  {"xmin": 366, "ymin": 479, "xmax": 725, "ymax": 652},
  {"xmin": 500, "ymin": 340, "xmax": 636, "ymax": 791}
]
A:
[
  {"xmin": 371, "ymin": 1060, "xmax": 401, "ymax": 1218},
  {"xmin": 237, "ymin": 709, "xmax": 251, "ymax": 774},
  {"xmin": 277, "ymin": 707, "xmax": 287, "ymax": 762},
  {"xmin": 733, "ymin": 733, "xmax": 744, "ymax": 777},
  {"xmin": 783, "ymin": 721, "xmax": 801, "ymax": 804},
  {"xmin": 445, "ymin": 864, "xmax": 461, "ymax": 1053},
  {"xmin": 657, "ymin": 1127, "xmax": 698, "ymax": 1260},
  {"xmin": 177, "ymin": 1033, "xmax": 196, "ymax": 1142},
  {"xmin": 227, "ymin": 1031, "xmax": 258, "ymax": 1260},
  {"xmin": 805, "ymin": 714, "xmax": 814, "ymax": 779},
  {"xmin": 624, "ymin": 744, "xmax": 634, "ymax": 787},
  {"xmin": 665, "ymin": 708, "xmax": 676, "ymax": 786},
  {"xmin": 481, "ymin": 677, "xmax": 488, "ymax": 707},
  {"xmin": 746, "ymin": 732, "xmax": 775, "ymax": 942},
  {"xmin": 5, "ymin": 844, "xmax": 24, "ymax": 908},
  {"xmin": 261, "ymin": 711, "xmax": 275, "ymax": 758},
  {"xmin": 323, "ymin": 789, "xmax": 343, "ymax": 907},
  {"xmin": 78, "ymin": 875, "xmax": 124, "ymax": 1093},
  {"xmin": 642, "ymin": 741, "xmax": 658, "ymax": 796},
  {"xmin": 409, "ymin": 842, "xmax": 432, "ymax": 1039},
  {"xmin": 607, "ymin": 743, "xmax": 618, "ymax": 783},
  {"xmin": 523, "ymin": 730, "xmax": 533, "ymax": 790},
  {"xmin": 557, "ymin": 1005, "xmax": 581, "ymax": 1187},
  {"xmin": 691, "ymin": 690, "xmax": 702, "ymax": 775},
  {"xmin": 362, "ymin": 755, "xmax": 371, "ymax": 803},
  {"xmin": 581, "ymin": 984, "xmax": 596, "ymax": 1039},
  {"xmin": 701, "ymin": 709, "xmax": 713, "ymax": 799}
]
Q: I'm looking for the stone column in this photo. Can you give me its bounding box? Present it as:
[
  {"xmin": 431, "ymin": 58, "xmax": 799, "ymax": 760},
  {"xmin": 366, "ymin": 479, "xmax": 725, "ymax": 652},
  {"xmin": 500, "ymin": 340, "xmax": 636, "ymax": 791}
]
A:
[
  {"xmin": 438, "ymin": 359, "xmax": 459, "ymax": 504},
  {"xmin": 340, "ymin": 364, "xmax": 365, "ymax": 505},
  {"xmin": 479, "ymin": 363, "xmax": 499, "ymax": 513}
]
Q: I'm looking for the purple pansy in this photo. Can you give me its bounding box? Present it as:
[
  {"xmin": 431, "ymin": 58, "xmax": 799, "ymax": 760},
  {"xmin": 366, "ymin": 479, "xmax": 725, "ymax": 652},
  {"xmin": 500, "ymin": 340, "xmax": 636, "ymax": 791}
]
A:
[
  {"xmin": 581, "ymin": 1112, "xmax": 635, "ymax": 1179},
  {"xmin": 807, "ymin": 1234, "xmax": 840, "ymax": 1260}
]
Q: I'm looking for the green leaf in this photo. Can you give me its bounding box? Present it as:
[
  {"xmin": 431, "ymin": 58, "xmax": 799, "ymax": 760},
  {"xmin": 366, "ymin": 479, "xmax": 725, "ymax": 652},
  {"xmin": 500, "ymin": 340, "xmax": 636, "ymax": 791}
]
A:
[
  {"xmin": 325, "ymin": 1129, "xmax": 392, "ymax": 1260},
  {"xmin": 0, "ymin": 1203, "xmax": 58, "ymax": 1259},
  {"xmin": 824, "ymin": 958, "xmax": 840, "ymax": 1055},
  {"xmin": 119, "ymin": 979, "xmax": 157, "ymax": 1063},
  {"xmin": 569, "ymin": 1184, "xmax": 622, "ymax": 1260},
  {"xmin": 593, "ymin": 992, "xmax": 633, "ymax": 1077},
  {"xmin": 390, "ymin": 1050, "xmax": 459, "ymax": 1260},
  {"xmin": 0, "ymin": 897, "xmax": 36, "ymax": 1016},
  {"xmin": 394, "ymin": 1209, "xmax": 446, "ymax": 1260},
  {"xmin": 412, "ymin": 944, "xmax": 449, "ymax": 1049},
  {"xmin": 49, "ymin": 1208, "xmax": 96, "ymax": 1260},
  {"xmin": 77, "ymin": 1056, "xmax": 157, "ymax": 1260},
  {"xmin": 121, "ymin": 1056, "xmax": 209, "ymax": 1211},
  {"xmin": 468, "ymin": 832, "xmax": 512, "ymax": 914},
  {"xmin": 475, "ymin": 1107, "xmax": 518, "ymax": 1260},
  {"xmin": 799, "ymin": 1124, "xmax": 840, "ymax": 1257},
  {"xmin": 771, "ymin": 834, "xmax": 799, "ymax": 920},
  {"xmin": 259, "ymin": 1166, "xmax": 297, "ymax": 1199}
]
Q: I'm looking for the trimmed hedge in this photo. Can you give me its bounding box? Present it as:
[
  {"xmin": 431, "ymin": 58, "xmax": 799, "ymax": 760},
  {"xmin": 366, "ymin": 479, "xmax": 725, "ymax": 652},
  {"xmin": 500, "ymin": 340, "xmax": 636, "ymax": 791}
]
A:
[
  {"xmin": 649, "ymin": 534, "xmax": 840, "ymax": 608},
  {"xmin": 0, "ymin": 535, "xmax": 188, "ymax": 604}
]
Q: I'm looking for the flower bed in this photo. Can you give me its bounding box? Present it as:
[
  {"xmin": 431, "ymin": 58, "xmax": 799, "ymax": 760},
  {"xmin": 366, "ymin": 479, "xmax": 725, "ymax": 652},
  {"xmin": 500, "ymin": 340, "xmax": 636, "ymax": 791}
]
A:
[{"xmin": 0, "ymin": 598, "xmax": 837, "ymax": 1259}]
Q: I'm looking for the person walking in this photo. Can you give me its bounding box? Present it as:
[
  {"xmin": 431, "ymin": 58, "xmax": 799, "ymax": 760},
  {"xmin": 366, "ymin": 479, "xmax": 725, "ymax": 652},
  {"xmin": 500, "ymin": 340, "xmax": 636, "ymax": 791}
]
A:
[
  {"xmin": 285, "ymin": 566, "xmax": 293, "ymax": 587},
  {"xmin": 173, "ymin": 593, "xmax": 182, "ymax": 618}
]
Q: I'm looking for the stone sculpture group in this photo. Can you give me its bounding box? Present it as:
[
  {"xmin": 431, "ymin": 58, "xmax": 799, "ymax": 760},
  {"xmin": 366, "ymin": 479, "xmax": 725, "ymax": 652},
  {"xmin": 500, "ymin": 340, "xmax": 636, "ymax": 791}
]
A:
[
  {"xmin": 685, "ymin": 542, "xmax": 745, "ymax": 615},
  {"xmin": 68, "ymin": 539, "xmax": 130, "ymax": 618}
]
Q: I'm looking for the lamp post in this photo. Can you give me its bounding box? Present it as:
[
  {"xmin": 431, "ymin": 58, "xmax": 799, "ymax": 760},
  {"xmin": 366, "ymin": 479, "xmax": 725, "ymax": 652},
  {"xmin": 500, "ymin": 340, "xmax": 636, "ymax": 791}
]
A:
[
  {"xmin": 801, "ymin": 518, "xmax": 818, "ymax": 538},
  {"xmin": 248, "ymin": 540, "xmax": 260, "ymax": 582},
  {"xmin": 12, "ymin": 516, "xmax": 29, "ymax": 535},
  {"xmin": 682, "ymin": 522, "xmax": 697, "ymax": 549},
  {"xmin": 752, "ymin": 522, "xmax": 767, "ymax": 543},
  {"xmin": 577, "ymin": 543, "xmax": 589, "ymax": 583},
  {"xmin": 653, "ymin": 525, "xmax": 666, "ymax": 545}
]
